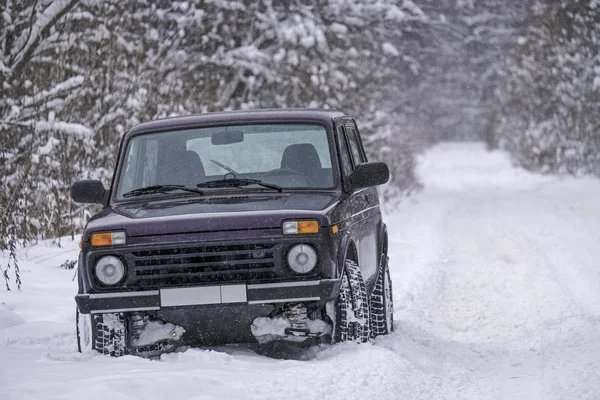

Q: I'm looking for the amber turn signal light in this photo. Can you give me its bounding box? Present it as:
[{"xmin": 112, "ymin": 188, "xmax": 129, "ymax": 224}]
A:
[
  {"xmin": 90, "ymin": 231, "xmax": 126, "ymax": 246},
  {"xmin": 297, "ymin": 220, "xmax": 319, "ymax": 234},
  {"xmin": 282, "ymin": 220, "xmax": 320, "ymax": 234}
]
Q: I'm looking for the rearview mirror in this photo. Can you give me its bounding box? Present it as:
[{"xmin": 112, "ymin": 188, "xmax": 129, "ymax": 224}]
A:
[
  {"xmin": 348, "ymin": 162, "xmax": 390, "ymax": 190},
  {"xmin": 71, "ymin": 180, "xmax": 107, "ymax": 204},
  {"xmin": 211, "ymin": 130, "xmax": 244, "ymax": 145}
]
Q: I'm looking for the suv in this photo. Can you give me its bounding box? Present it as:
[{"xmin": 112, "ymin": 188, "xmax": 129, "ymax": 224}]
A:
[{"xmin": 72, "ymin": 109, "xmax": 393, "ymax": 357}]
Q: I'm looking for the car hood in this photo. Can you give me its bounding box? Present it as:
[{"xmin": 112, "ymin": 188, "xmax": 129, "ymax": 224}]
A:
[{"xmin": 83, "ymin": 192, "xmax": 339, "ymax": 240}]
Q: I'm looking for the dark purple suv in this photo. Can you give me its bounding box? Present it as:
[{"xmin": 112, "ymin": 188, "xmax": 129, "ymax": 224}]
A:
[{"xmin": 72, "ymin": 109, "xmax": 393, "ymax": 357}]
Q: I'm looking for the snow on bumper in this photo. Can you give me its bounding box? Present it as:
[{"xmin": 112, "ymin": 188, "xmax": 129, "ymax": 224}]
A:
[{"xmin": 75, "ymin": 279, "xmax": 341, "ymax": 314}]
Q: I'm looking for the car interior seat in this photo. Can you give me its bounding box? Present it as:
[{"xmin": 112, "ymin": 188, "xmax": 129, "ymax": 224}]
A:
[
  {"xmin": 160, "ymin": 148, "xmax": 205, "ymax": 187},
  {"xmin": 280, "ymin": 143, "xmax": 323, "ymax": 185}
]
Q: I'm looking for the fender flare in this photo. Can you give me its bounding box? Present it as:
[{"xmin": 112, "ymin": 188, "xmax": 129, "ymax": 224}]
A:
[
  {"xmin": 379, "ymin": 223, "xmax": 388, "ymax": 259},
  {"xmin": 373, "ymin": 223, "xmax": 389, "ymax": 284},
  {"xmin": 336, "ymin": 231, "xmax": 357, "ymax": 277},
  {"xmin": 335, "ymin": 224, "xmax": 387, "ymax": 277}
]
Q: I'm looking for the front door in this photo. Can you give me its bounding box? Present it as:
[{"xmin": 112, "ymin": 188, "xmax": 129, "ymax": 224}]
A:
[{"xmin": 334, "ymin": 118, "xmax": 382, "ymax": 289}]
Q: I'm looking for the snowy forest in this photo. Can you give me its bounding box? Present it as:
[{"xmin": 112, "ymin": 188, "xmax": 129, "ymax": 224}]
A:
[{"xmin": 1, "ymin": 0, "xmax": 599, "ymax": 249}]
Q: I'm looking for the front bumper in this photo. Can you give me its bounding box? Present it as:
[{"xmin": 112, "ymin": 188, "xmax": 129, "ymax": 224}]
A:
[{"xmin": 76, "ymin": 279, "xmax": 341, "ymax": 314}]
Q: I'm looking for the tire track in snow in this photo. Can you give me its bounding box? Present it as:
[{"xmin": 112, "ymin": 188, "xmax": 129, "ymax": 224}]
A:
[
  {"xmin": 441, "ymin": 194, "xmax": 546, "ymax": 400},
  {"xmin": 388, "ymin": 141, "xmax": 600, "ymax": 398},
  {"xmin": 387, "ymin": 186, "xmax": 598, "ymax": 399},
  {"xmin": 478, "ymin": 220, "xmax": 546, "ymax": 400}
]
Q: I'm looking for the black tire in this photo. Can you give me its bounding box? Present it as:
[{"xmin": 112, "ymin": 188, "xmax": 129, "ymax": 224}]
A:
[
  {"xmin": 94, "ymin": 313, "xmax": 128, "ymax": 357},
  {"xmin": 76, "ymin": 309, "xmax": 128, "ymax": 357},
  {"xmin": 369, "ymin": 255, "xmax": 394, "ymax": 338},
  {"xmin": 334, "ymin": 259, "xmax": 371, "ymax": 343}
]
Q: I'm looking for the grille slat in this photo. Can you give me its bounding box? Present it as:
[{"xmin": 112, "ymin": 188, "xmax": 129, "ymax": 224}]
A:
[
  {"xmin": 135, "ymin": 258, "xmax": 274, "ymax": 272},
  {"xmin": 129, "ymin": 242, "xmax": 279, "ymax": 287},
  {"xmin": 136, "ymin": 268, "xmax": 275, "ymax": 280},
  {"xmin": 132, "ymin": 248, "xmax": 273, "ymax": 261}
]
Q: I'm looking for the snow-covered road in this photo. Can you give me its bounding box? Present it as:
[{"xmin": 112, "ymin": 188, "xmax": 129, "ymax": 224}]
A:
[{"xmin": 2, "ymin": 142, "xmax": 600, "ymax": 400}]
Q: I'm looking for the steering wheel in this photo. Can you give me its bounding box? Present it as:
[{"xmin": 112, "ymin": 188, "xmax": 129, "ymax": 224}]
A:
[{"xmin": 264, "ymin": 168, "xmax": 315, "ymax": 186}]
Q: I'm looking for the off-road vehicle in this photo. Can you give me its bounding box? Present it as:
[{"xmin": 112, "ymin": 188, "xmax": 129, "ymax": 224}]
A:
[{"xmin": 72, "ymin": 109, "xmax": 393, "ymax": 356}]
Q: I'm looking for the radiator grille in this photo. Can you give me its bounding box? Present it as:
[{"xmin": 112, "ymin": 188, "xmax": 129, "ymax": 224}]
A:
[{"xmin": 130, "ymin": 243, "xmax": 278, "ymax": 287}]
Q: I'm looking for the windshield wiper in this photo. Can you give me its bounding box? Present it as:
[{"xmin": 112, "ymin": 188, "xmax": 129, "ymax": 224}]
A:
[
  {"xmin": 122, "ymin": 184, "xmax": 204, "ymax": 198},
  {"xmin": 196, "ymin": 178, "xmax": 283, "ymax": 192}
]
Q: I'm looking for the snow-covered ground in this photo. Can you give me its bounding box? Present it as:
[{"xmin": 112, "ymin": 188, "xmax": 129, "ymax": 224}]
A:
[{"xmin": 2, "ymin": 142, "xmax": 600, "ymax": 400}]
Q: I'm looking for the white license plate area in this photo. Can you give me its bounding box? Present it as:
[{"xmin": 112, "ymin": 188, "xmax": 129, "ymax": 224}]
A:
[{"xmin": 160, "ymin": 285, "xmax": 247, "ymax": 307}]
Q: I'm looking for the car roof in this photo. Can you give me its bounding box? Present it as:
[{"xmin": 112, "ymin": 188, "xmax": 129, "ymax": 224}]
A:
[{"xmin": 126, "ymin": 108, "xmax": 348, "ymax": 137}]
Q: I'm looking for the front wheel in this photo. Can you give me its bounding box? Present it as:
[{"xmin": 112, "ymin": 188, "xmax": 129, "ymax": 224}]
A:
[
  {"xmin": 76, "ymin": 308, "xmax": 128, "ymax": 357},
  {"xmin": 333, "ymin": 259, "xmax": 371, "ymax": 343}
]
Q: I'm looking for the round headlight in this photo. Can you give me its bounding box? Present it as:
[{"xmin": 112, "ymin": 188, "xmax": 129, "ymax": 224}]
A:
[
  {"xmin": 287, "ymin": 244, "xmax": 317, "ymax": 274},
  {"xmin": 95, "ymin": 255, "xmax": 125, "ymax": 285}
]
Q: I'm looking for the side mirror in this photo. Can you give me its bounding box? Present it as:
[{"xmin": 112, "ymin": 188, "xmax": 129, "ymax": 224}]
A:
[
  {"xmin": 348, "ymin": 162, "xmax": 390, "ymax": 190},
  {"xmin": 71, "ymin": 180, "xmax": 107, "ymax": 204}
]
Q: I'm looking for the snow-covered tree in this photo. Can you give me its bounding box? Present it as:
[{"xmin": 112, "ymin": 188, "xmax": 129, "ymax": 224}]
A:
[
  {"xmin": 0, "ymin": 0, "xmax": 84, "ymax": 250},
  {"xmin": 498, "ymin": 0, "xmax": 600, "ymax": 175},
  {"xmin": 6, "ymin": 0, "xmax": 597, "ymax": 256},
  {"xmin": 1, "ymin": 0, "xmax": 437, "ymax": 246}
]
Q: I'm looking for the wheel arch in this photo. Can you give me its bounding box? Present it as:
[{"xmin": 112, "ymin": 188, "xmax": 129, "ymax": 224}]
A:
[
  {"xmin": 336, "ymin": 233, "xmax": 358, "ymax": 276},
  {"xmin": 372, "ymin": 223, "xmax": 389, "ymax": 292}
]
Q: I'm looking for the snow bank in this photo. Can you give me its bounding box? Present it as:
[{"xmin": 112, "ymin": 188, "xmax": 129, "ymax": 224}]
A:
[{"xmin": 0, "ymin": 307, "xmax": 26, "ymax": 329}]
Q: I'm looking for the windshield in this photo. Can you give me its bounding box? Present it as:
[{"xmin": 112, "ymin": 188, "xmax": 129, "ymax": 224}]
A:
[{"xmin": 115, "ymin": 123, "xmax": 335, "ymax": 199}]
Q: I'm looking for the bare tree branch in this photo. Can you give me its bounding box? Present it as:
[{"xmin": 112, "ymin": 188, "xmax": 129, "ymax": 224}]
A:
[{"xmin": 9, "ymin": 0, "xmax": 80, "ymax": 78}]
